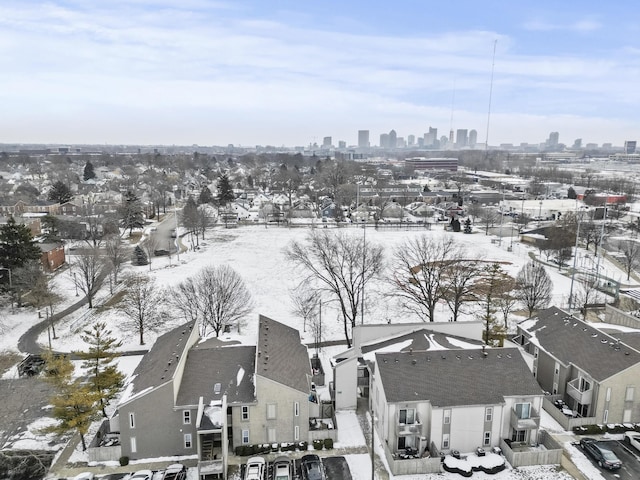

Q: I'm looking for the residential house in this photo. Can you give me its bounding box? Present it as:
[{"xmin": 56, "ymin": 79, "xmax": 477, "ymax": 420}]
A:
[
  {"xmin": 513, "ymin": 306, "xmax": 640, "ymax": 425},
  {"xmin": 40, "ymin": 242, "xmax": 65, "ymax": 271},
  {"xmin": 0, "ymin": 200, "xmax": 60, "ymax": 216},
  {"xmin": 111, "ymin": 315, "xmax": 314, "ymax": 479},
  {"xmin": 371, "ymin": 347, "xmax": 544, "ymax": 457}
]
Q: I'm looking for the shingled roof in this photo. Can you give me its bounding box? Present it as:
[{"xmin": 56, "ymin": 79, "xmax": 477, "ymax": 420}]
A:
[
  {"xmin": 376, "ymin": 348, "xmax": 542, "ymax": 406},
  {"xmin": 361, "ymin": 328, "xmax": 484, "ymax": 356},
  {"xmin": 176, "ymin": 343, "xmax": 256, "ymax": 406},
  {"xmin": 520, "ymin": 306, "xmax": 640, "ymax": 382},
  {"xmin": 256, "ymin": 315, "xmax": 311, "ymax": 393},
  {"xmin": 130, "ymin": 321, "xmax": 196, "ymax": 397}
]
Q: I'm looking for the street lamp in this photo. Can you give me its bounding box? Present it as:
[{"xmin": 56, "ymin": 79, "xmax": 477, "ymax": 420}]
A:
[{"xmin": 73, "ymin": 272, "xmax": 79, "ymax": 296}]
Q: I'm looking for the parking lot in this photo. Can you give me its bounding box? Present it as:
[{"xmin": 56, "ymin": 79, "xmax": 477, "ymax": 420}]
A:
[
  {"xmin": 577, "ymin": 439, "xmax": 640, "ymax": 480},
  {"xmin": 240, "ymin": 456, "xmax": 353, "ymax": 480}
]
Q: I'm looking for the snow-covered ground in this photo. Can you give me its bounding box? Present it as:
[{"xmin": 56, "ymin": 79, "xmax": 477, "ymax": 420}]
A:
[{"xmin": 1, "ymin": 222, "xmax": 639, "ymax": 479}]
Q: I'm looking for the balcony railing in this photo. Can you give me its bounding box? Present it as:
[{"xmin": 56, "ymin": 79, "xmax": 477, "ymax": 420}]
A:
[
  {"xmin": 509, "ymin": 408, "xmax": 540, "ymax": 430},
  {"xmin": 567, "ymin": 378, "xmax": 593, "ymax": 405}
]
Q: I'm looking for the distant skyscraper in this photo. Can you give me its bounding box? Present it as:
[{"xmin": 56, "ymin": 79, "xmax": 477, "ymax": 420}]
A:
[
  {"xmin": 572, "ymin": 138, "xmax": 582, "ymax": 149},
  {"xmin": 358, "ymin": 130, "xmax": 370, "ymax": 148},
  {"xmin": 468, "ymin": 129, "xmax": 478, "ymax": 148},
  {"xmin": 547, "ymin": 132, "xmax": 559, "ymax": 146},
  {"xmin": 455, "ymin": 129, "xmax": 468, "ymax": 147},
  {"xmin": 323, "ymin": 136, "xmax": 332, "ymax": 148},
  {"xmin": 625, "ymin": 140, "xmax": 637, "ymax": 154},
  {"xmin": 408, "ymin": 134, "xmax": 415, "ymax": 146},
  {"xmin": 424, "ymin": 127, "xmax": 437, "ymax": 146},
  {"xmin": 380, "ymin": 133, "xmax": 389, "ymax": 148},
  {"xmin": 338, "ymin": 140, "xmax": 346, "ymax": 149},
  {"xmin": 388, "ymin": 130, "xmax": 397, "ymax": 149}
]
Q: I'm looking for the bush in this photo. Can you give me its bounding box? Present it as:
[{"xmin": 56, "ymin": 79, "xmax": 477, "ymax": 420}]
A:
[
  {"xmin": 313, "ymin": 439, "xmax": 324, "ymax": 450},
  {"xmin": 323, "ymin": 438, "xmax": 334, "ymax": 450},
  {"xmin": 119, "ymin": 456, "xmax": 129, "ymax": 466},
  {"xmin": 572, "ymin": 424, "xmax": 605, "ymax": 435},
  {"xmin": 297, "ymin": 441, "xmax": 308, "ymax": 451}
]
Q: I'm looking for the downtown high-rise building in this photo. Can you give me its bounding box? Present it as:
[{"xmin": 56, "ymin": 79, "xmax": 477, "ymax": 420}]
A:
[
  {"xmin": 468, "ymin": 129, "xmax": 477, "ymax": 148},
  {"xmin": 455, "ymin": 129, "xmax": 468, "ymax": 148},
  {"xmin": 388, "ymin": 130, "xmax": 397, "ymax": 149},
  {"xmin": 322, "ymin": 136, "xmax": 332, "ymax": 148},
  {"xmin": 547, "ymin": 131, "xmax": 560, "ymax": 147},
  {"xmin": 424, "ymin": 127, "xmax": 437, "ymax": 146},
  {"xmin": 358, "ymin": 130, "xmax": 370, "ymax": 148}
]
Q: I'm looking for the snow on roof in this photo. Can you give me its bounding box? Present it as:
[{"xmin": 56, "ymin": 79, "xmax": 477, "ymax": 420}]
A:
[
  {"xmin": 445, "ymin": 336, "xmax": 482, "ymax": 349},
  {"xmin": 204, "ymin": 403, "xmax": 223, "ymax": 428},
  {"xmin": 362, "ymin": 339, "xmax": 414, "ymax": 363}
]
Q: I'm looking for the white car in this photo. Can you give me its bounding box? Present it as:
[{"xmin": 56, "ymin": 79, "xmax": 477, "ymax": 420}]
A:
[
  {"xmin": 244, "ymin": 456, "xmax": 265, "ymax": 480},
  {"xmin": 129, "ymin": 470, "xmax": 154, "ymax": 480},
  {"xmin": 624, "ymin": 431, "xmax": 640, "ymax": 451}
]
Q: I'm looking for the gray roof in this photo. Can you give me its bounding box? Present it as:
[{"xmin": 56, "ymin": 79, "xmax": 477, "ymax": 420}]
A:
[
  {"xmin": 176, "ymin": 343, "xmax": 256, "ymax": 407},
  {"xmin": 376, "ymin": 348, "xmax": 542, "ymax": 406},
  {"xmin": 362, "ymin": 328, "xmax": 484, "ymax": 355},
  {"xmin": 130, "ymin": 321, "xmax": 196, "ymax": 396},
  {"xmin": 256, "ymin": 315, "xmax": 311, "ymax": 393},
  {"xmin": 519, "ymin": 307, "xmax": 640, "ymax": 382}
]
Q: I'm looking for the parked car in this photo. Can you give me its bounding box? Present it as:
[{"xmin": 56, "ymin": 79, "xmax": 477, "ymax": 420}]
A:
[
  {"xmin": 129, "ymin": 470, "xmax": 154, "ymax": 480},
  {"xmin": 273, "ymin": 456, "xmax": 292, "ymax": 480},
  {"xmin": 244, "ymin": 456, "xmax": 265, "ymax": 480},
  {"xmin": 72, "ymin": 473, "xmax": 94, "ymax": 480},
  {"xmin": 300, "ymin": 454, "xmax": 325, "ymax": 480},
  {"xmin": 579, "ymin": 438, "xmax": 622, "ymax": 470},
  {"xmin": 160, "ymin": 463, "xmax": 187, "ymax": 480},
  {"xmin": 624, "ymin": 431, "xmax": 640, "ymax": 451}
]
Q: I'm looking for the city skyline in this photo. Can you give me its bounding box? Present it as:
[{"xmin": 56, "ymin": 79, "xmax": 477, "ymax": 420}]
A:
[{"xmin": 1, "ymin": 1, "xmax": 639, "ymax": 147}]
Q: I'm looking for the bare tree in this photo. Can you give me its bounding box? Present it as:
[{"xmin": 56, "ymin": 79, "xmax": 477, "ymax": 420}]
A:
[
  {"xmin": 71, "ymin": 245, "xmax": 109, "ymax": 308},
  {"xmin": 477, "ymin": 207, "xmax": 500, "ymax": 235},
  {"xmin": 119, "ymin": 273, "xmax": 164, "ymax": 345},
  {"xmin": 391, "ymin": 235, "xmax": 460, "ymax": 322},
  {"xmin": 515, "ymin": 261, "xmax": 553, "ymax": 317},
  {"xmin": 440, "ymin": 257, "xmax": 482, "ymax": 322},
  {"xmin": 142, "ymin": 233, "xmax": 162, "ymax": 271},
  {"xmin": 615, "ymin": 238, "xmax": 640, "ymax": 281},
  {"xmin": 575, "ymin": 274, "xmax": 601, "ymax": 320},
  {"xmin": 104, "ymin": 234, "xmax": 128, "ymax": 291},
  {"xmin": 497, "ymin": 289, "xmax": 518, "ymax": 329},
  {"xmin": 286, "ymin": 230, "xmax": 384, "ymax": 347},
  {"xmin": 197, "ymin": 205, "xmax": 213, "ymax": 240},
  {"xmin": 290, "ymin": 280, "xmax": 319, "ymax": 332},
  {"xmin": 474, "ymin": 263, "xmax": 514, "ymax": 346},
  {"xmin": 171, "ymin": 265, "xmax": 254, "ymax": 337}
]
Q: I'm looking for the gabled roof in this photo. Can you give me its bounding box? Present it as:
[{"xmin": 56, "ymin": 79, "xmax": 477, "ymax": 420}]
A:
[
  {"xmin": 256, "ymin": 315, "xmax": 311, "ymax": 393},
  {"xmin": 361, "ymin": 328, "xmax": 484, "ymax": 359},
  {"xmin": 376, "ymin": 348, "xmax": 542, "ymax": 406},
  {"xmin": 130, "ymin": 321, "xmax": 196, "ymax": 397},
  {"xmin": 519, "ymin": 306, "xmax": 640, "ymax": 381},
  {"xmin": 176, "ymin": 343, "xmax": 256, "ymax": 406}
]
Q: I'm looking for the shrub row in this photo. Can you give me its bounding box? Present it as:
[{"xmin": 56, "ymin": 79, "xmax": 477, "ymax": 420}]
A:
[
  {"xmin": 234, "ymin": 438, "xmax": 333, "ymax": 456},
  {"xmin": 572, "ymin": 423, "xmax": 640, "ymax": 435}
]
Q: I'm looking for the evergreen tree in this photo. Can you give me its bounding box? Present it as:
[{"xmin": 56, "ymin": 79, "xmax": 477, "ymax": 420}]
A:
[
  {"xmin": 474, "ymin": 263, "xmax": 513, "ymax": 346},
  {"xmin": 47, "ymin": 180, "xmax": 73, "ymax": 204},
  {"xmin": 217, "ymin": 172, "xmax": 235, "ymax": 206},
  {"xmin": 41, "ymin": 214, "xmax": 62, "ymax": 241},
  {"xmin": 75, "ymin": 322, "xmax": 124, "ymax": 417},
  {"xmin": 0, "ymin": 216, "xmax": 42, "ymax": 271},
  {"xmin": 463, "ymin": 218, "xmax": 472, "ymax": 234},
  {"xmin": 83, "ymin": 161, "xmax": 96, "ymax": 181},
  {"xmin": 132, "ymin": 245, "xmax": 148, "ymax": 266},
  {"xmin": 42, "ymin": 352, "xmax": 100, "ymax": 451},
  {"xmin": 118, "ymin": 190, "xmax": 145, "ymax": 235},
  {"xmin": 198, "ymin": 186, "xmax": 214, "ymax": 205}
]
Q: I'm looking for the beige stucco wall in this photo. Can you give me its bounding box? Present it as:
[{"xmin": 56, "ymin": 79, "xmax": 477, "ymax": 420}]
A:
[{"xmin": 597, "ymin": 364, "xmax": 640, "ymax": 423}]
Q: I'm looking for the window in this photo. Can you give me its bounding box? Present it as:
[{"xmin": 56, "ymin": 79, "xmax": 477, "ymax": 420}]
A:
[
  {"xmin": 399, "ymin": 408, "xmax": 415, "ymax": 425},
  {"xmin": 294, "ymin": 425, "xmax": 300, "ymax": 441},
  {"xmin": 511, "ymin": 430, "xmax": 526, "ymax": 443},
  {"xmin": 129, "ymin": 412, "xmax": 135, "ymax": 429},
  {"xmin": 624, "ymin": 409, "xmax": 632, "ymax": 423},
  {"xmin": 552, "ymin": 383, "xmax": 558, "ymax": 395},
  {"xmin": 130, "ymin": 437, "xmax": 137, "ymax": 453},
  {"xmin": 268, "ymin": 428, "xmax": 277, "ymax": 443},
  {"xmin": 606, "ymin": 387, "xmax": 611, "ymax": 402},
  {"xmin": 294, "ymin": 402, "xmax": 300, "ymax": 417},
  {"xmin": 626, "ymin": 387, "xmax": 635, "ymax": 402},
  {"xmin": 514, "ymin": 403, "xmax": 530, "ymax": 419},
  {"xmin": 483, "ymin": 431, "xmax": 491, "ymax": 446},
  {"xmin": 443, "ymin": 409, "xmax": 451, "ymax": 425},
  {"xmin": 241, "ymin": 406, "xmax": 249, "ymax": 421},
  {"xmin": 242, "ymin": 429, "xmax": 250, "ymax": 445},
  {"xmin": 267, "ymin": 403, "xmax": 276, "ymax": 420},
  {"xmin": 184, "ymin": 434, "xmax": 192, "ymax": 449},
  {"xmin": 603, "ymin": 410, "xmax": 609, "ymax": 423},
  {"xmin": 485, "ymin": 407, "xmax": 493, "ymax": 422},
  {"xmin": 183, "ymin": 410, "xmax": 191, "ymax": 425},
  {"xmin": 442, "ymin": 434, "xmax": 450, "ymax": 449}
]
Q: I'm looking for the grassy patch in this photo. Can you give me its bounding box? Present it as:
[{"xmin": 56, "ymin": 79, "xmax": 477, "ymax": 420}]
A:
[{"xmin": 0, "ymin": 351, "xmax": 23, "ymax": 376}]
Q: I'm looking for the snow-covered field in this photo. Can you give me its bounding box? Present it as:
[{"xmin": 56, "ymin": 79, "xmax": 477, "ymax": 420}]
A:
[{"xmin": 1, "ymin": 222, "xmax": 639, "ymax": 479}]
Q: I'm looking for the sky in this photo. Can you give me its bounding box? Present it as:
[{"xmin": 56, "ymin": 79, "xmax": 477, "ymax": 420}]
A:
[{"xmin": 1, "ymin": 0, "xmax": 639, "ymax": 148}]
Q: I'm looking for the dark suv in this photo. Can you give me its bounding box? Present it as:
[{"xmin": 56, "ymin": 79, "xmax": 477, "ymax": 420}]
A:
[
  {"xmin": 300, "ymin": 454, "xmax": 325, "ymax": 480},
  {"xmin": 579, "ymin": 438, "xmax": 622, "ymax": 470}
]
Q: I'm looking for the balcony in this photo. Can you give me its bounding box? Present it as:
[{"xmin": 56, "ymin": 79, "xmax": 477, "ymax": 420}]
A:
[
  {"xmin": 396, "ymin": 412, "xmax": 423, "ymax": 436},
  {"xmin": 510, "ymin": 408, "xmax": 540, "ymax": 430},
  {"xmin": 567, "ymin": 378, "xmax": 593, "ymax": 405}
]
